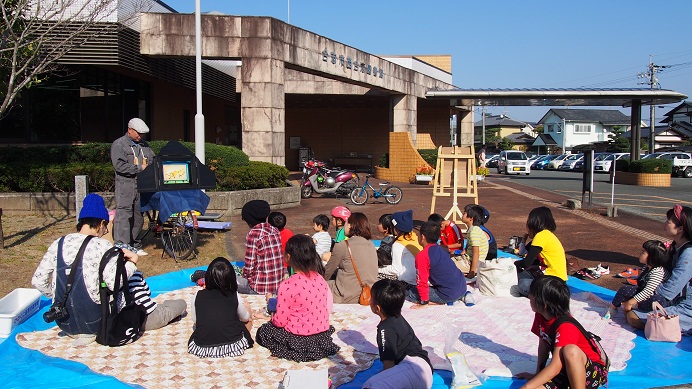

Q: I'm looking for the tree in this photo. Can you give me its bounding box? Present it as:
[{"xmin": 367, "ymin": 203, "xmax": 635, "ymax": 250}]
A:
[
  {"xmin": 0, "ymin": 0, "xmax": 145, "ymax": 118},
  {"xmin": 497, "ymin": 137, "xmax": 514, "ymax": 151},
  {"xmin": 606, "ymin": 126, "xmax": 630, "ymax": 152}
]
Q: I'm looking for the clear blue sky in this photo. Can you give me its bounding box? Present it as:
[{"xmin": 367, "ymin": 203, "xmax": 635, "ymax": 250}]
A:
[{"xmin": 163, "ymin": 0, "xmax": 692, "ymax": 124}]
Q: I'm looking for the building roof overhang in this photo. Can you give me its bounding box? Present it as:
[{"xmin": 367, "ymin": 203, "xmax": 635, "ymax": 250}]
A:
[{"xmin": 425, "ymin": 88, "xmax": 687, "ymax": 107}]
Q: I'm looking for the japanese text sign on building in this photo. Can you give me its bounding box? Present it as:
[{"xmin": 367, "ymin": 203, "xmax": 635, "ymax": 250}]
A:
[{"xmin": 322, "ymin": 49, "xmax": 384, "ymax": 79}]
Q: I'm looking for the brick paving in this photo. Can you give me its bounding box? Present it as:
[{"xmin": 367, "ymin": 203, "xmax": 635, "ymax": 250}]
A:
[{"xmin": 224, "ymin": 174, "xmax": 675, "ymax": 292}]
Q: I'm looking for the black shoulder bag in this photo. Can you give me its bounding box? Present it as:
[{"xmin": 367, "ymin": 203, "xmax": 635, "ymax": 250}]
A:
[
  {"xmin": 95, "ymin": 247, "xmax": 147, "ymax": 347},
  {"xmin": 43, "ymin": 236, "xmax": 94, "ymax": 323}
]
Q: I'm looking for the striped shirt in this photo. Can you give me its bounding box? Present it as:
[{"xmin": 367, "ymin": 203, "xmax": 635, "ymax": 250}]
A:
[
  {"xmin": 128, "ymin": 270, "xmax": 157, "ymax": 314},
  {"xmin": 633, "ymin": 266, "xmax": 670, "ymax": 303}
]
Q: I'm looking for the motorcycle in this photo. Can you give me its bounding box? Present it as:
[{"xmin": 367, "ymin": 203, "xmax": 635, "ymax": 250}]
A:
[{"xmin": 300, "ymin": 159, "xmax": 360, "ymax": 199}]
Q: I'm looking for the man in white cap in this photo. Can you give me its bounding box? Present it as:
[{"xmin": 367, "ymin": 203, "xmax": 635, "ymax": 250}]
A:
[{"xmin": 110, "ymin": 118, "xmax": 156, "ymax": 256}]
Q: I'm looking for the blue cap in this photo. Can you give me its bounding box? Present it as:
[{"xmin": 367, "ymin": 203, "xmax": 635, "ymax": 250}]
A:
[{"xmin": 391, "ymin": 210, "xmax": 414, "ymax": 233}]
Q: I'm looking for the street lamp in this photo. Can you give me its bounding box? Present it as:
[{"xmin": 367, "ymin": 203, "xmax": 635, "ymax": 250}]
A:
[{"xmin": 195, "ymin": 0, "xmax": 205, "ymax": 165}]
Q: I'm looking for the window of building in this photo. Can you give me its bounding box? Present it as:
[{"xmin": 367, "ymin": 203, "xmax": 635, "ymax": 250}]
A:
[
  {"xmin": 0, "ymin": 66, "xmax": 150, "ymax": 143},
  {"xmin": 574, "ymin": 124, "xmax": 592, "ymax": 133},
  {"xmin": 546, "ymin": 124, "xmax": 555, "ymax": 133}
]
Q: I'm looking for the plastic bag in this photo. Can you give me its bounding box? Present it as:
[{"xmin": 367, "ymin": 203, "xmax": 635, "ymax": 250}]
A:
[
  {"xmin": 444, "ymin": 326, "xmax": 482, "ymax": 388},
  {"xmin": 477, "ymin": 256, "xmax": 518, "ymax": 297}
]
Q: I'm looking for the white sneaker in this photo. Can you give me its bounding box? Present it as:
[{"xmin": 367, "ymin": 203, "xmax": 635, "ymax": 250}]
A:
[
  {"xmin": 136, "ymin": 249, "xmax": 149, "ymax": 256},
  {"xmin": 463, "ymin": 291, "xmax": 475, "ymax": 307}
]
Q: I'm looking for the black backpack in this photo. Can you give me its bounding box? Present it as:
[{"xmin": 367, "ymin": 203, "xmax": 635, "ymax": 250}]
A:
[
  {"xmin": 377, "ymin": 235, "xmax": 396, "ymax": 267},
  {"xmin": 96, "ymin": 247, "xmax": 148, "ymax": 347},
  {"xmin": 550, "ymin": 315, "xmax": 610, "ymax": 372}
]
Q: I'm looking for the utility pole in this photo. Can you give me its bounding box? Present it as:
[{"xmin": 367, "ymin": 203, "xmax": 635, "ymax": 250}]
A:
[
  {"xmin": 638, "ymin": 56, "xmax": 666, "ymax": 154},
  {"xmin": 481, "ymin": 106, "xmax": 486, "ymax": 146}
]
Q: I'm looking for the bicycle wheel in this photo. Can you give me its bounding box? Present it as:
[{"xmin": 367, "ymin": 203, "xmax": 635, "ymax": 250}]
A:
[
  {"xmin": 135, "ymin": 210, "xmax": 157, "ymax": 241},
  {"xmin": 384, "ymin": 186, "xmax": 403, "ymax": 204},
  {"xmin": 350, "ymin": 187, "xmax": 369, "ymax": 205},
  {"xmin": 161, "ymin": 211, "xmax": 198, "ymax": 261}
]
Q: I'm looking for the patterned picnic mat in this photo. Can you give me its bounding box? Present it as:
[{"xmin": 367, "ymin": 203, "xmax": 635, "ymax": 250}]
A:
[
  {"xmin": 333, "ymin": 288, "xmax": 636, "ymax": 376},
  {"xmin": 16, "ymin": 287, "xmax": 376, "ymax": 389}
]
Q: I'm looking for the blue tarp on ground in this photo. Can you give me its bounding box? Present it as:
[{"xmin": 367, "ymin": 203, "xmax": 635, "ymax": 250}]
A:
[{"xmin": 1, "ymin": 269, "xmax": 690, "ymax": 388}]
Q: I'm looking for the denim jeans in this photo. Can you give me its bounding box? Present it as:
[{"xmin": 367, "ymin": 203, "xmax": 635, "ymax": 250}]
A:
[
  {"xmin": 517, "ymin": 270, "xmax": 535, "ymax": 297},
  {"xmin": 405, "ymin": 284, "xmax": 453, "ymax": 304}
]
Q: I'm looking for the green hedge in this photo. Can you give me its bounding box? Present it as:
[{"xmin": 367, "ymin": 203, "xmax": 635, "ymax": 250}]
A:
[
  {"xmin": 147, "ymin": 141, "xmax": 249, "ymax": 170},
  {"xmin": 216, "ymin": 161, "xmax": 288, "ymax": 191},
  {"xmin": 628, "ymin": 158, "xmax": 672, "ymax": 174},
  {"xmin": 0, "ymin": 143, "xmax": 287, "ymax": 192},
  {"xmin": 0, "ymin": 142, "xmax": 249, "ymax": 169},
  {"xmin": 418, "ymin": 149, "xmax": 438, "ymax": 168},
  {"xmin": 614, "ymin": 159, "xmax": 630, "ymax": 172}
]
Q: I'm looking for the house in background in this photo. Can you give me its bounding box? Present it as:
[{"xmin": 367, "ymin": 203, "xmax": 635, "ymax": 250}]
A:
[
  {"xmin": 505, "ymin": 132, "xmax": 537, "ymax": 152},
  {"xmin": 622, "ymin": 101, "xmax": 691, "ymax": 152},
  {"xmin": 474, "ymin": 114, "xmax": 535, "ymax": 148},
  {"xmin": 537, "ymin": 109, "xmax": 631, "ymax": 152},
  {"xmin": 658, "ymin": 101, "xmax": 692, "ymax": 151}
]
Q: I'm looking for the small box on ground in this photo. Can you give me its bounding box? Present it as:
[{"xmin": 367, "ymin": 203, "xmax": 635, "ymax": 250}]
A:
[{"xmin": 0, "ymin": 288, "xmax": 42, "ymax": 338}]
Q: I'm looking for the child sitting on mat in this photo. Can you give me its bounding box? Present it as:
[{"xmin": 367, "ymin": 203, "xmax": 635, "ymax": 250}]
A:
[
  {"xmin": 604, "ymin": 240, "xmax": 670, "ymax": 319},
  {"xmin": 188, "ymin": 257, "xmax": 254, "ymax": 358},
  {"xmin": 516, "ymin": 276, "xmax": 608, "ymax": 389},
  {"xmin": 363, "ymin": 279, "xmax": 433, "ymax": 389},
  {"xmin": 255, "ymin": 235, "xmax": 340, "ymax": 362}
]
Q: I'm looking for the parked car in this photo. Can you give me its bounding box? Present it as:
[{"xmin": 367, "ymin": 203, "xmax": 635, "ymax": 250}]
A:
[
  {"xmin": 532, "ymin": 155, "xmax": 558, "ymax": 170},
  {"xmin": 497, "ymin": 150, "xmax": 531, "ymax": 175},
  {"xmin": 642, "ymin": 152, "xmax": 692, "ymax": 177},
  {"xmin": 486, "ymin": 155, "xmax": 501, "ymax": 168},
  {"xmin": 547, "ymin": 154, "xmax": 569, "ymax": 170},
  {"xmin": 574, "ymin": 152, "xmax": 610, "ymax": 172},
  {"xmin": 559, "ymin": 154, "xmax": 584, "ymax": 171},
  {"xmin": 594, "ymin": 153, "xmax": 628, "ymax": 173}
]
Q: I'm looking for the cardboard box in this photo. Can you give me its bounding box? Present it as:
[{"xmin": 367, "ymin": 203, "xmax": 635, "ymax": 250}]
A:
[{"xmin": 0, "ymin": 288, "xmax": 43, "ymax": 338}]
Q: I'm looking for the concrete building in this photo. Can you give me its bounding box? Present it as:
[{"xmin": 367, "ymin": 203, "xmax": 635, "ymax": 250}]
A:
[{"xmin": 1, "ymin": 1, "xmax": 470, "ymax": 175}]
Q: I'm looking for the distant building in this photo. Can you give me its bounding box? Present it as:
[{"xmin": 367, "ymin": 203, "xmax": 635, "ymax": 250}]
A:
[
  {"xmin": 537, "ymin": 109, "xmax": 631, "ymax": 152},
  {"xmin": 473, "ymin": 114, "xmax": 535, "ymax": 150}
]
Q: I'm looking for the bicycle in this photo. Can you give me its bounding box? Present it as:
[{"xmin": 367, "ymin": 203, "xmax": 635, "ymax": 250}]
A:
[
  {"xmin": 139, "ymin": 209, "xmax": 199, "ymax": 261},
  {"xmin": 349, "ymin": 174, "xmax": 403, "ymax": 205}
]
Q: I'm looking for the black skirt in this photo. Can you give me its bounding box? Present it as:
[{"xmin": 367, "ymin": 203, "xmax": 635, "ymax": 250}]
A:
[{"xmin": 255, "ymin": 322, "xmax": 340, "ymax": 362}]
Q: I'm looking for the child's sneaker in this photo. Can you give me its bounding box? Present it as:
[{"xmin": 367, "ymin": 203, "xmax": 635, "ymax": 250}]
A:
[
  {"xmin": 626, "ymin": 278, "xmax": 637, "ymax": 286},
  {"xmin": 463, "ymin": 291, "xmax": 475, "ymax": 306},
  {"xmin": 587, "ymin": 263, "xmax": 610, "ymax": 275},
  {"xmin": 615, "ymin": 268, "xmax": 639, "ymax": 279}
]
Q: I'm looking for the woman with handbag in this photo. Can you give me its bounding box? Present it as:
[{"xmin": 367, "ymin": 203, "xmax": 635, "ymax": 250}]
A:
[
  {"xmin": 324, "ymin": 212, "xmax": 378, "ymax": 304},
  {"xmin": 627, "ymin": 204, "xmax": 692, "ymax": 336}
]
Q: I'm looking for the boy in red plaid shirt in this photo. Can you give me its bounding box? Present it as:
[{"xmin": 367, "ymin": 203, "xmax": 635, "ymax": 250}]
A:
[{"xmin": 237, "ymin": 200, "xmax": 284, "ymax": 295}]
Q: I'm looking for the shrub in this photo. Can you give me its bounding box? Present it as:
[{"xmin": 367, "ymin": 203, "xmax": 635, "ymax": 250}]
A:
[
  {"xmin": 378, "ymin": 153, "xmax": 389, "ymax": 168},
  {"xmin": 614, "ymin": 159, "xmax": 630, "ymax": 172},
  {"xmin": 216, "ymin": 161, "xmax": 288, "ymax": 191},
  {"xmin": 148, "ymin": 141, "xmax": 249, "ymax": 170},
  {"xmin": 628, "ymin": 158, "xmax": 672, "ymax": 174},
  {"xmin": 418, "ymin": 149, "xmax": 438, "ymax": 168}
]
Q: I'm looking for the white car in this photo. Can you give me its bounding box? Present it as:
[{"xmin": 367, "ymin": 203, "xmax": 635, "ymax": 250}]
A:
[
  {"xmin": 594, "ymin": 153, "xmax": 629, "ymax": 173},
  {"xmin": 547, "ymin": 154, "xmax": 569, "ymax": 170},
  {"xmin": 497, "ymin": 150, "xmax": 531, "ymax": 175}
]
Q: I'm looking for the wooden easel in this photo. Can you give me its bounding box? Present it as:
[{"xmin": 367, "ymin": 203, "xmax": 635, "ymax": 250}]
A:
[{"xmin": 430, "ymin": 146, "xmax": 478, "ymax": 223}]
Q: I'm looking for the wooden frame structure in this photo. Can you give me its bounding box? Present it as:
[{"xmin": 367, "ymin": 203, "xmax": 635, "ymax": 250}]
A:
[{"xmin": 430, "ymin": 146, "xmax": 478, "ymax": 222}]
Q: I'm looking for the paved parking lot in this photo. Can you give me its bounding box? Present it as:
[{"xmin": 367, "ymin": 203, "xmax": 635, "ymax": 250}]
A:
[{"xmin": 492, "ymin": 169, "xmax": 692, "ymax": 220}]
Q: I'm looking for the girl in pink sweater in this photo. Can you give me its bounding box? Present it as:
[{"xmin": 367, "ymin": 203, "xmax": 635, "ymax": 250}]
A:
[{"xmin": 255, "ymin": 235, "xmax": 340, "ymax": 361}]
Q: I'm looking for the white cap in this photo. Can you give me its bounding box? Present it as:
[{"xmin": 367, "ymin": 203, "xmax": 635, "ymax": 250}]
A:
[{"xmin": 128, "ymin": 118, "xmax": 150, "ymax": 134}]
